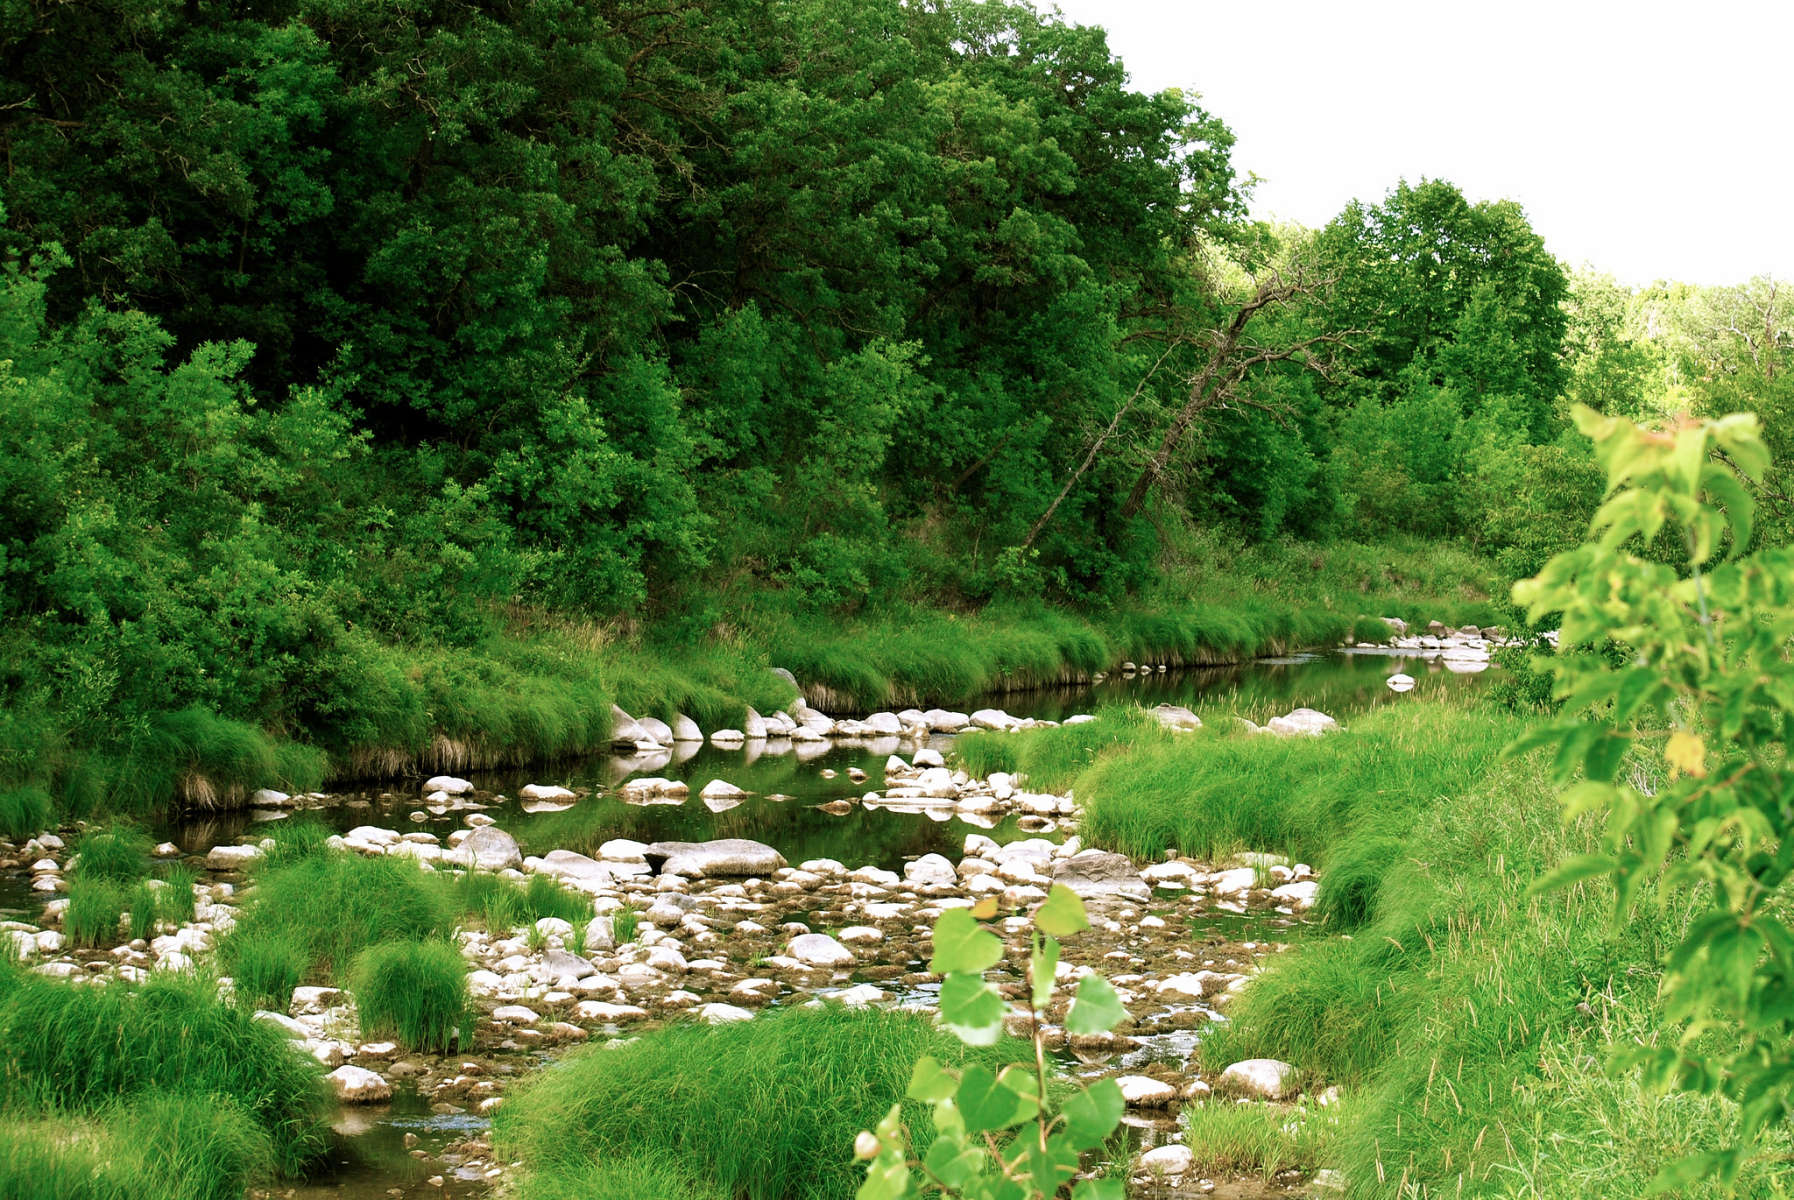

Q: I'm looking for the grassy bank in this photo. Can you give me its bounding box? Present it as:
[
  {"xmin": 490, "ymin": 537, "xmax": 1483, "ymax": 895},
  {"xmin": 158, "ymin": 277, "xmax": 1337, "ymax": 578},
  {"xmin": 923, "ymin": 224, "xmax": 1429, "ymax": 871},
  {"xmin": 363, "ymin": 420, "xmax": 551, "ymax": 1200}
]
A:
[
  {"xmin": 493, "ymin": 1005, "xmax": 1029, "ymax": 1200},
  {"xmin": 1041, "ymin": 701, "xmax": 1791, "ymax": 1197}
]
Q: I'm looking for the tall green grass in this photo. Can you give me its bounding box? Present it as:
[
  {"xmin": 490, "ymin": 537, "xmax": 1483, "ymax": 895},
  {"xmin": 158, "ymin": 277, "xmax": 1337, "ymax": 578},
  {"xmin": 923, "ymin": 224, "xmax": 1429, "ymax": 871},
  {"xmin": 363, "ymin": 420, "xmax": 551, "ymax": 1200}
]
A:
[
  {"xmin": 350, "ymin": 939, "xmax": 470, "ymax": 1053},
  {"xmin": 71, "ymin": 823, "xmax": 152, "ymax": 883},
  {"xmin": 0, "ymin": 964, "xmax": 327, "ymax": 1174},
  {"xmin": 223, "ymin": 851, "xmax": 456, "ymax": 986},
  {"xmin": 1075, "ymin": 698, "xmax": 1790, "ymax": 1198},
  {"xmin": 157, "ymin": 862, "xmax": 199, "ymax": 925},
  {"xmin": 495, "ymin": 1006, "xmax": 1027, "ymax": 1200},
  {"xmin": 0, "ymin": 784, "xmax": 52, "ymax": 838},
  {"xmin": 1077, "ymin": 698, "xmax": 1521, "ymax": 872},
  {"xmin": 65, "ymin": 879, "xmax": 126, "ymax": 948},
  {"xmin": 955, "ymin": 705, "xmax": 1172, "ymax": 792},
  {"xmin": 0, "ymin": 1095, "xmax": 275, "ymax": 1200}
]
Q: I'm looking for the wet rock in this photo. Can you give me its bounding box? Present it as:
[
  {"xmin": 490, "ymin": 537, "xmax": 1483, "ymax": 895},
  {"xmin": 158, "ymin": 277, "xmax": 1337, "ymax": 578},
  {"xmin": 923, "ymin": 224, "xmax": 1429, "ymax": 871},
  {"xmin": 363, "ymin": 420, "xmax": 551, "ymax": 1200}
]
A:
[
  {"xmin": 492, "ymin": 1005, "xmax": 540, "ymax": 1025},
  {"xmin": 254, "ymin": 1010, "xmax": 310, "ymax": 1038},
  {"xmin": 671, "ymin": 714, "xmax": 704, "ymax": 743},
  {"xmin": 327, "ymin": 1065, "xmax": 393, "ymax": 1104},
  {"xmin": 1271, "ymin": 880, "xmax": 1318, "ymax": 909},
  {"xmin": 904, "ymin": 854, "xmax": 958, "ymax": 887},
  {"xmin": 913, "ymin": 748, "xmax": 946, "ymax": 768},
  {"xmin": 1155, "ymin": 974, "xmax": 1206, "ymax": 1001},
  {"xmin": 970, "ymin": 709, "xmax": 1017, "ymax": 731},
  {"xmin": 699, "ymin": 780, "xmax": 750, "ymax": 802},
  {"xmin": 1150, "ymin": 704, "xmax": 1203, "ymax": 732},
  {"xmin": 598, "ymin": 839, "xmax": 649, "ymax": 863},
  {"xmin": 204, "ymin": 844, "xmax": 263, "ymax": 871},
  {"xmin": 521, "ymin": 784, "xmax": 576, "ymax": 802},
  {"xmin": 454, "ymin": 828, "xmax": 522, "ymax": 872},
  {"xmin": 1140, "ymin": 1144, "xmax": 1193, "ymax": 1176},
  {"xmin": 787, "ymin": 933, "xmax": 854, "ymax": 967},
  {"xmin": 424, "ymin": 776, "xmax": 475, "ymax": 796},
  {"xmin": 644, "ymin": 839, "xmax": 786, "ymax": 878},
  {"xmin": 1266, "ymin": 708, "xmax": 1339, "ymax": 737},
  {"xmin": 251, "ymin": 788, "xmax": 293, "ymax": 807},
  {"xmin": 638, "ymin": 717, "xmax": 674, "ymax": 745},
  {"xmin": 830, "ymin": 983, "xmax": 888, "ymax": 1006},
  {"xmin": 698, "ymin": 1003, "xmax": 755, "ymax": 1024},
  {"xmin": 1052, "ymin": 851, "xmax": 1150, "ymax": 902},
  {"xmin": 1386, "ymin": 673, "xmax": 1416, "ymax": 692},
  {"xmin": 923, "ymin": 710, "xmax": 970, "ymax": 734},
  {"xmin": 535, "ymin": 850, "xmax": 615, "ymax": 890},
  {"xmin": 1116, "ymin": 1075, "xmax": 1177, "ymax": 1107},
  {"xmin": 711, "ymin": 729, "xmax": 745, "ymax": 746},
  {"xmin": 541, "ymin": 950, "xmax": 595, "ymax": 983},
  {"xmin": 1209, "ymin": 867, "xmax": 1257, "ymax": 896},
  {"xmin": 1218, "ymin": 1058, "xmax": 1296, "ymax": 1099},
  {"xmin": 743, "ymin": 708, "xmax": 769, "ymax": 739},
  {"xmin": 574, "ymin": 1000, "xmax": 648, "ymax": 1022}
]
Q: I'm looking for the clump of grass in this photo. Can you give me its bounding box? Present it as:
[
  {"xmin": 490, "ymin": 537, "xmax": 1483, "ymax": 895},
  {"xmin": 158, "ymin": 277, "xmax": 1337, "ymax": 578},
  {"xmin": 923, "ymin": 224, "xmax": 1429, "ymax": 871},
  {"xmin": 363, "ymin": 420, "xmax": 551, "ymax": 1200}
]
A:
[
  {"xmin": 350, "ymin": 939, "xmax": 471, "ymax": 1053},
  {"xmin": 0, "ymin": 966, "xmax": 328, "ymax": 1174},
  {"xmin": 0, "ymin": 785, "xmax": 53, "ymax": 839},
  {"xmin": 256, "ymin": 815, "xmax": 334, "ymax": 870},
  {"xmin": 227, "ymin": 927, "xmax": 308, "ymax": 1012},
  {"xmin": 1174, "ymin": 1099, "xmax": 1337, "ymax": 1180},
  {"xmin": 522, "ymin": 873, "xmax": 589, "ymax": 925},
  {"xmin": 71, "ymin": 823, "xmax": 152, "ymax": 883},
  {"xmin": 510, "ymin": 1154, "xmax": 726, "ymax": 1200},
  {"xmin": 0, "ymin": 1086, "xmax": 280, "ymax": 1200},
  {"xmin": 225, "ymin": 850, "xmax": 456, "ymax": 981},
  {"xmin": 127, "ymin": 881, "xmax": 162, "ymax": 941},
  {"xmin": 954, "ymin": 705, "xmax": 1169, "ymax": 792},
  {"xmin": 65, "ymin": 879, "xmax": 126, "ymax": 948},
  {"xmin": 1077, "ymin": 698, "xmax": 1520, "ymax": 866},
  {"xmin": 610, "ymin": 905, "xmax": 640, "ymax": 945},
  {"xmin": 494, "ymin": 1006, "xmax": 1027, "ymax": 1200},
  {"xmin": 157, "ymin": 862, "xmax": 200, "ymax": 925}
]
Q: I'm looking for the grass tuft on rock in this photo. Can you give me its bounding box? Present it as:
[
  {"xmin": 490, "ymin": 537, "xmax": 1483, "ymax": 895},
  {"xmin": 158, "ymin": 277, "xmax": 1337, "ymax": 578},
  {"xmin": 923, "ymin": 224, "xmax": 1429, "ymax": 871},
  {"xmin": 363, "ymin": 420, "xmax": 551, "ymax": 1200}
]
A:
[{"xmin": 350, "ymin": 939, "xmax": 471, "ymax": 1053}]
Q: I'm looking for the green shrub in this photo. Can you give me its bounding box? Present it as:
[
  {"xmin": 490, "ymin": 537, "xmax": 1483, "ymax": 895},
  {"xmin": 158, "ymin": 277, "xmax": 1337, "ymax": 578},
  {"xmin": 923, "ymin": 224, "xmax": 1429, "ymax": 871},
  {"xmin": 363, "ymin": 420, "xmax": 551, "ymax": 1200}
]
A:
[
  {"xmin": 350, "ymin": 939, "xmax": 471, "ymax": 1053},
  {"xmin": 0, "ymin": 967, "xmax": 328, "ymax": 1174},
  {"xmin": 65, "ymin": 879, "xmax": 125, "ymax": 948},
  {"xmin": 495, "ymin": 1006, "xmax": 1026, "ymax": 1200},
  {"xmin": 0, "ymin": 785, "xmax": 53, "ymax": 839}
]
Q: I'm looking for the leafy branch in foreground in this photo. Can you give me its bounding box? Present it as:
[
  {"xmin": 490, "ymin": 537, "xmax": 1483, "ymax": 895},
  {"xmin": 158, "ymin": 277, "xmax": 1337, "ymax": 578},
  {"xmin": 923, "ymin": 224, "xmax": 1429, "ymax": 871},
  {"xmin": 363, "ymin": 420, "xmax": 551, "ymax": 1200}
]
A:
[
  {"xmin": 856, "ymin": 885, "xmax": 1127, "ymax": 1200},
  {"xmin": 1517, "ymin": 403, "xmax": 1794, "ymax": 1190}
]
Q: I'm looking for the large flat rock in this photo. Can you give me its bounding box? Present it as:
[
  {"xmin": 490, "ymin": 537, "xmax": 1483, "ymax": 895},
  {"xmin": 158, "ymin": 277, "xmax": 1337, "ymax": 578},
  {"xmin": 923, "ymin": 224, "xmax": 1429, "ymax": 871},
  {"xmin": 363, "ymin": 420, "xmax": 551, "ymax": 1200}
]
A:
[{"xmin": 643, "ymin": 839, "xmax": 787, "ymax": 878}]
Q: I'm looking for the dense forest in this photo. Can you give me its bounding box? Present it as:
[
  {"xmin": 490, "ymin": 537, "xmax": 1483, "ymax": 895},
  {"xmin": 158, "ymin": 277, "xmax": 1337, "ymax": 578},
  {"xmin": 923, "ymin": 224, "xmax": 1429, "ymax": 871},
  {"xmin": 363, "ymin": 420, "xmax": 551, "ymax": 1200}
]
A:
[{"xmin": 0, "ymin": 0, "xmax": 1787, "ymax": 818}]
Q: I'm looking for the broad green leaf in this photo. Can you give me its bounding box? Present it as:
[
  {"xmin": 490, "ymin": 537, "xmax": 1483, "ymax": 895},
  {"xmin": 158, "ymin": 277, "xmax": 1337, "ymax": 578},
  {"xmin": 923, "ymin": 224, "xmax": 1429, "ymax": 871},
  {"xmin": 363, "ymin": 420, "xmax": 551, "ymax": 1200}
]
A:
[
  {"xmin": 957, "ymin": 1063, "xmax": 1037, "ymax": 1132},
  {"xmin": 922, "ymin": 1135, "xmax": 984, "ymax": 1190},
  {"xmin": 1061, "ymin": 1077, "xmax": 1124, "ymax": 1150},
  {"xmin": 1065, "ymin": 973, "xmax": 1128, "ymax": 1035},
  {"xmin": 939, "ymin": 972, "xmax": 1005, "ymax": 1045},
  {"xmin": 930, "ymin": 907, "xmax": 1003, "ymax": 975},
  {"xmin": 1072, "ymin": 1179, "xmax": 1127, "ymax": 1200},
  {"xmin": 1646, "ymin": 1152, "xmax": 1726, "ymax": 1194},
  {"xmin": 996, "ymin": 1063, "xmax": 1040, "ymax": 1099},
  {"xmin": 907, "ymin": 1055, "xmax": 955, "ymax": 1103},
  {"xmin": 1035, "ymin": 884, "xmax": 1089, "ymax": 937},
  {"xmin": 856, "ymin": 1159, "xmax": 914, "ymax": 1200},
  {"xmin": 1030, "ymin": 933, "xmax": 1060, "ymax": 1011},
  {"xmin": 1017, "ymin": 1132, "xmax": 1080, "ymax": 1195}
]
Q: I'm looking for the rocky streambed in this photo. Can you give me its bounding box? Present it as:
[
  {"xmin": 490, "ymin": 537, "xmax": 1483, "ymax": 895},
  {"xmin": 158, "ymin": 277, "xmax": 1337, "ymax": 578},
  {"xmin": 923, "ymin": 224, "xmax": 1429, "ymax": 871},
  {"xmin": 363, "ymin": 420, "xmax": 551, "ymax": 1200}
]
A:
[{"xmin": 0, "ymin": 640, "xmax": 1506, "ymax": 1197}]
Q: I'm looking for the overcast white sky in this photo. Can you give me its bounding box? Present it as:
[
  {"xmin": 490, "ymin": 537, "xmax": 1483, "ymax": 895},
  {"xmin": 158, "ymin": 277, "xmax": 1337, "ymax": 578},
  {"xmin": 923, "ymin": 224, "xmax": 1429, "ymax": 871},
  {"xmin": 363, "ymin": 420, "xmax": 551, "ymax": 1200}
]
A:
[{"xmin": 1045, "ymin": 0, "xmax": 1793, "ymax": 287}]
